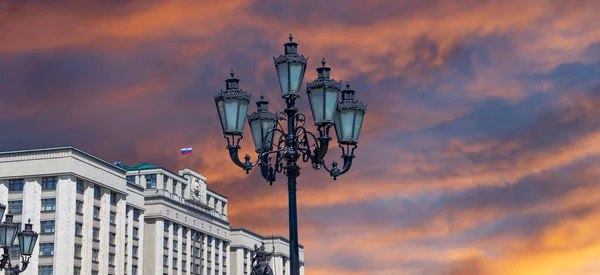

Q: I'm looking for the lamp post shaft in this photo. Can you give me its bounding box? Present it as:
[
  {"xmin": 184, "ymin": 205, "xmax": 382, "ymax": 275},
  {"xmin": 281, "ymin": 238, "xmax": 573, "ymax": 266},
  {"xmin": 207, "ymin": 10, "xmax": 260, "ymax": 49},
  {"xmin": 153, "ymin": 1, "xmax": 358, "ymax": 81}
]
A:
[{"xmin": 284, "ymin": 97, "xmax": 301, "ymax": 275}]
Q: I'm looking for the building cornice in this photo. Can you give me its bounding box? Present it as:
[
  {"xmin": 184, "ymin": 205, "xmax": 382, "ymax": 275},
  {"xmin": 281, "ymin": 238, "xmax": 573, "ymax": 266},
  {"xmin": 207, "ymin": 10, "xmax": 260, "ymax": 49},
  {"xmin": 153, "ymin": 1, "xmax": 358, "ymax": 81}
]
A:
[
  {"xmin": 0, "ymin": 146, "xmax": 126, "ymax": 175},
  {"xmin": 144, "ymin": 195, "xmax": 230, "ymax": 226},
  {"xmin": 230, "ymin": 227, "xmax": 304, "ymax": 249}
]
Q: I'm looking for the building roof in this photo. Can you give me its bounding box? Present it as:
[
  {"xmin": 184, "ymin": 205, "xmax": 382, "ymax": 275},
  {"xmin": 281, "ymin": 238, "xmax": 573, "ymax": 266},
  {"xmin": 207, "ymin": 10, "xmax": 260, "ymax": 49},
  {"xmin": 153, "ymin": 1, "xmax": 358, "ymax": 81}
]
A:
[
  {"xmin": 115, "ymin": 162, "xmax": 161, "ymax": 171},
  {"xmin": 230, "ymin": 227, "xmax": 304, "ymax": 249}
]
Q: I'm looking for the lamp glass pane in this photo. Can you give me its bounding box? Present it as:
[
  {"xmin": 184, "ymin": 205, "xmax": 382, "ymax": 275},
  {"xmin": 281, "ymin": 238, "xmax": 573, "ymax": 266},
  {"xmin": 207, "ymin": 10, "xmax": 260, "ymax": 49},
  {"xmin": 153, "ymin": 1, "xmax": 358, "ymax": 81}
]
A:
[
  {"xmin": 324, "ymin": 87, "xmax": 339, "ymax": 122},
  {"xmin": 289, "ymin": 63, "xmax": 304, "ymax": 94},
  {"xmin": 340, "ymin": 110, "xmax": 355, "ymax": 142},
  {"xmin": 277, "ymin": 63, "xmax": 290, "ymax": 95},
  {"xmin": 352, "ymin": 110, "xmax": 365, "ymax": 142},
  {"xmin": 250, "ymin": 119, "xmax": 263, "ymax": 152},
  {"xmin": 309, "ymin": 88, "xmax": 324, "ymax": 123},
  {"xmin": 0, "ymin": 226, "xmax": 6, "ymax": 246},
  {"xmin": 236, "ymin": 99, "xmax": 249, "ymax": 132},
  {"xmin": 262, "ymin": 120, "xmax": 277, "ymax": 150},
  {"xmin": 19, "ymin": 233, "xmax": 37, "ymax": 255},
  {"xmin": 224, "ymin": 99, "xmax": 240, "ymax": 133},
  {"xmin": 5, "ymin": 226, "xmax": 17, "ymax": 246},
  {"xmin": 0, "ymin": 205, "xmax": 5, "ymax": 219},
  {"xmin": 334, "ymin": 109, "xmax": 342, "ymax": 142},
  {"xmin": 217, "ymin": 99, "xmax": 227, "ymax": 132}
]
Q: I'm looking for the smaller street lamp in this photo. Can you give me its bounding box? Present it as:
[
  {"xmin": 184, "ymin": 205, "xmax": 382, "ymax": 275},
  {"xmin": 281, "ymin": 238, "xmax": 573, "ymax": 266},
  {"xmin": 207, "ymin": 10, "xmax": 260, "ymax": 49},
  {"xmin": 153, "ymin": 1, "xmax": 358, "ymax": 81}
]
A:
[{"xmin": 0, "ymin": 204, "xmax": 38, "ymax": 274}]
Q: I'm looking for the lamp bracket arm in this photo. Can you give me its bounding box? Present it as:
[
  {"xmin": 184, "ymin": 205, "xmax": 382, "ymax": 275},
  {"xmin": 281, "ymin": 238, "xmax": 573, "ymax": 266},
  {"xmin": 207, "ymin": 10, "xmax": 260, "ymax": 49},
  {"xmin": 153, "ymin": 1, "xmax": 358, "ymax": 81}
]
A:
[{"xmin": 321, "ymin": 144, "xmax": 357, "ymax": 180}]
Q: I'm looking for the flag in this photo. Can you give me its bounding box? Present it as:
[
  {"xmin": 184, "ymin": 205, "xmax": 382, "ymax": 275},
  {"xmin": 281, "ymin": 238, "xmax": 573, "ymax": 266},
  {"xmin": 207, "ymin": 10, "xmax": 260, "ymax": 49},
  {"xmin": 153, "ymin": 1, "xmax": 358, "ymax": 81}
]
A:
[{"xmin": 180, "ymin": 148, "xmax": 192, "ymax": 155}]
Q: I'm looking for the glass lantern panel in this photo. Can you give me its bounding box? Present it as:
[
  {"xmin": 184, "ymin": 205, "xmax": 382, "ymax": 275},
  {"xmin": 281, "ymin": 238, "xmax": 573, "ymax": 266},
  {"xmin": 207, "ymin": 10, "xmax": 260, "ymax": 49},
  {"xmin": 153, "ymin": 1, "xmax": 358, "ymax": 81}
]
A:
[
  {"xmin": 277, "ymin": 63, "xmax": 290, "ymax": 95},
  {"xmin": 334, "ymin": 109, "xmax": 343, "ymax": 142},
  {"xmin": 4, "ymin": 226, "xmax": 17, "ymax": 246},
  {"xmin": 324, "ymin": 87, "xmax": 339, "ymax": 123},
  {"xmin": 217, "ymin": 100, "xmax": 227, "ymax": 132},
  {"xmin": 340, "ymin": 110, "xmax": 355, "ymax": 142},
  {"xmin": 262, "ymin": 119, "xmax": 277, "ymax": 151},
  {"xmin": 352, "ymin": 110, "xmax": 365, "ymax": 142},
  {"xmin": 309, "ymin": 88, "xmax": 324, "ymax": 123},
  {"xmin": 289, "ymin": 62, "xmax": 304, "ymax": 95},
  {"xmin": 236, "ymin": 99, "xmax": 249, "ymax": 132},
  {"xmin": 250, "ymin": 119, "xmax": 263, "ymax": 152},
  {"xmin": 19, "ymin": 234, "xmax": 36, "ymax": 255},
  {"xmin": 224, "ymin": 99, "xmax": 240, "ymax": 133}
]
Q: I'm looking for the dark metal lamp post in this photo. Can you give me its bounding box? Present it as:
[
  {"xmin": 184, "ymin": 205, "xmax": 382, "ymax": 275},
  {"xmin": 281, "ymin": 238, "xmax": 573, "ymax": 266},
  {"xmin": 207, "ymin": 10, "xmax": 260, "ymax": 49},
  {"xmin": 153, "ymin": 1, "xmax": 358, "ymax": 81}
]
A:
[
  {"xmin": 214, "ymin": 34, "xmax": 367, "ymax": 275},
  {"xmin": 0, "ymin": 204, "xmax": 38, "ymax": 274}
]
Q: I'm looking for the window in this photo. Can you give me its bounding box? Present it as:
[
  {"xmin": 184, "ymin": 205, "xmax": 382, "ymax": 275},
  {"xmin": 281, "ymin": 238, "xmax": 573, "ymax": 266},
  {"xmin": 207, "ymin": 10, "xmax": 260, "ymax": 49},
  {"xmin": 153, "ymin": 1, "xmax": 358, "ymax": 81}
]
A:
[
  {"xmin": 145, "ymin": 174, "xmax": 157, "ymax": 189},
  {"xmin": 194, "ymin": 264, "xmax": 200, "ymax": 273},
  {"xmin": 172, "ymin": 180, "xmax": 177, "ymax": 193},
  {"xmin": 132, "ymin": 208, "xmax": 140, "ymax": 221},
  {"xmin": 109, "ymin": 232, "xmax": 116, "ymax": 245},
  {"xmin": 132, "ymin": 265, "xmax": 138, "ymax": 275},
  {"xmin": 8, "ymin": 179, "xmax": 24, "ymax": 191},
  {"xmin": 75, "ymin": 200, "xmax": 83, "ymax": 215},
  {"xmin": 74, "ymin": 266, "xmax": 81, "ymax": 275},
  {"xmin": 92, "ymin": 271, "xmax": 98, "ymax": 275},
  {"xmin": 76, "ymin": 179, "xmax": 84, "ymax": 193},
  {"xmin": 193, "ymin": 247, "xmax": 200, "ymax": 257},
  {"xmin": 8, "ymin": 200, "xmax": 22, "ymax": 214},
  {"xmin": 92, "ymin": 249, "xmax": 99, "ymax": 263},
  {"xmin": 93, "ymin": 206, "xmax": 100, "ymax": 220},
  {"xmin": 92, "ymin": 227, "xmax": 100, "ymax": 241},
  {"xmin": 163, "ymin": 237, "xmax": 169, "ymax": 248},
  {"xmin": 41, "ymin": 198, "xmax": 56, "ymax": 211},
  {"xmin": 94, "ymin": 186, "xmax": 101, "ymax": 199},
  {"xmin": 182, "ymin": 227, "xmax": 187, "ymax": 236},
  {"xmin": 182, "ymin": 260, "xmax": 187, "ymax": 272},
  {"xmin": 109, "ymin": 253, "xmax": 115, "ymax": 266},
  {"xmin": 40, "ymin": 220, "xmax": 55, "ymax": 233},
  {"xmin": 208, "ymin": 236, "xmax": 212, "ymax": 246},
  {"xmin": 173, "ymin": 240, "xmax": 178, "ymax": 251},
  {"xmin": 39, "ymin": 243, "xmax": 54, "ymax": 256},
  {"xmin": 173, "ymin": 223, "xmax": 180, "ymax": 235},
  {"xmin": 9, "ymin": 245, "xmax": 18, "ymax": 257},
  {"xmin": 126, "ymin": 175, "xmax": 136, "ymax": 184},
  {"xmin": 172, "ymin": 257, "xmax": 177, "ymax": 268},
  {"xmin": 110, "ymin": 191, "xmax": 117, "ymax": 205},
  {"xmin": 75, "ymin": 222, "xmax": 83, "ymax": 237},
  {"xmin": 164, "ymin": 220, "xmax": 170, "ymax": 231},
  {"xmin": 132, "ymin": 246, "xmax": 138, "ymax": 258},
  {"xmin": 39, "ymin": 265, "xmax": 53, "ymax": 275},
  {"xmin": 41, "ymin": 177, "xmax": 57, "ymax": 190},
  {"xmin": 74, "ymin": 244, "xmax": 82, "ymax": 258},
  {"xmin": 132, "ymin": 227, "xmax": 139, "ymax": 239},
  {"xmin": 163, "ymin": 255, "xmax": 168, "ymax": 266},
  {"xmin": 110, "ymin": 212, "xmax": 116, "ymax": 224}
]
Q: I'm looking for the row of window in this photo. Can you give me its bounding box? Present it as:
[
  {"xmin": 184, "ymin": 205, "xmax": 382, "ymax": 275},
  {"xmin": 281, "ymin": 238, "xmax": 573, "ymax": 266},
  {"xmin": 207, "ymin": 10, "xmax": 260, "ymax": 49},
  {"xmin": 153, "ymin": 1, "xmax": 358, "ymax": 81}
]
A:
[{"xmin": 8, "ymin": 177, "xmax": 57, "ymax": 191}]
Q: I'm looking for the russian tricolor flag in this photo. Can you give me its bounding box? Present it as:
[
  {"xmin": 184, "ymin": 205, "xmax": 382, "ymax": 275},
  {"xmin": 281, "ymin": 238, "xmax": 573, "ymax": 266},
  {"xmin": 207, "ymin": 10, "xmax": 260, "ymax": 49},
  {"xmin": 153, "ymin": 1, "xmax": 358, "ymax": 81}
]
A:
[{"xmin": 181, "ymin": 148, "xmax": 192, "ymax": 155}]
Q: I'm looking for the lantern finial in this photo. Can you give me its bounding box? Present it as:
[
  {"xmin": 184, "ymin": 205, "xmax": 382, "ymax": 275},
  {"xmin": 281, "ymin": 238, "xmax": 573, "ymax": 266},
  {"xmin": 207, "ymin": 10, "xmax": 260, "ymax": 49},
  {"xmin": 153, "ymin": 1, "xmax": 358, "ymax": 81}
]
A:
[
  {"xmin": 260, "ymin": 93, "xmax": 265, "ymax": 101},
  {"xmin": 230, "ymin": 70, "xmax": 235, "ymax": 78},
  {"xmin": 289, "ymin": 34, "xmax": 294, "ymax": 42},
  {"xmin": 346, "ymin": 81, "xmax": 350, "ymax": 89}
]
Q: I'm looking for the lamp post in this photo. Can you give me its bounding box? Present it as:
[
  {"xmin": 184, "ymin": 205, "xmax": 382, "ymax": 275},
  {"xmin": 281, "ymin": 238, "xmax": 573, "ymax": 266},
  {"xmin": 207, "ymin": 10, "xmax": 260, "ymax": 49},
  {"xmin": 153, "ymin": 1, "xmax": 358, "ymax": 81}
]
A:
[
  {"xmin": 0, "ymin": 204, "xmax": 39, "ymax": 274},
  {"xmin": 214, "ymin": 34, "xmax": 367, "ymax": 275}
]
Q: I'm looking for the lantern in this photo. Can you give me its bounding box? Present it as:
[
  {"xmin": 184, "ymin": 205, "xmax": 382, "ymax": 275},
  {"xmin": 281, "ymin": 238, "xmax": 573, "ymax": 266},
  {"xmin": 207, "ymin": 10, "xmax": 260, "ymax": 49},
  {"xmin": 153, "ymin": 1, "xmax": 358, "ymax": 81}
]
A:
[
  {"xmin": 273, "ymin": 34, "xmax": 308, "ymax": 98},
  {"xmin": 18, "ymin": 219, "xmax": 38, "ymax": 256},
  {"xmin": 334, "ymin": 82, "xmax": 367, "ymax": 145},
  {"xmin": 214, "ymin": 70, "xmax": 252, "ymax": 135},
  {"xmin": 307, "ymin": 58, "xmax": 341, "ymax": 126},
  {"xmin": 0, "ymin": 215, "xmax": 19, "ymax": 247},
  {"xmin": 248, "ymin": 95, "xmax": 278, "ymax": 153}
]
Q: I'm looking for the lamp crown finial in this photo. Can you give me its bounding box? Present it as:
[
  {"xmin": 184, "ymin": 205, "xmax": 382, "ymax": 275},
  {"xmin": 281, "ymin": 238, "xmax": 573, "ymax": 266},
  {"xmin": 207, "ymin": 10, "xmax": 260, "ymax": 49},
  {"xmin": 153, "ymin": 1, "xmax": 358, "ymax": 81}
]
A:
[
  {"xmin": 230, "ymin": 70, "xmax": 235, "ymax": 78},
  {"xmin": 346, "ymin": 81, "xmax": 351, "ymax": 89},
  {"xmin": 289, "ymin": 34, "xmax": 293, "ymax": 42},
  {"xmin": 260, "ymin": 93, "xmax": 264, "ymax": 100},
  {"xmin": 321, "ymin": 58, "xmax": 326, "ymax": 67}
]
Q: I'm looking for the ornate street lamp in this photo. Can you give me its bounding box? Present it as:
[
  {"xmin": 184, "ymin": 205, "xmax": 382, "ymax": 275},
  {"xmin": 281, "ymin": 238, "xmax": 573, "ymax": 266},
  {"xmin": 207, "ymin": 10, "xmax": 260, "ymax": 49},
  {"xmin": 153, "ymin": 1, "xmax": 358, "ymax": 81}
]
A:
[
  {"xmin": 213, "ymin": 34, "xmax": 367, "ymax": 275},
  {"xmin": 0, "ymin": 209, "xmax": 38, "ymax": 274}
]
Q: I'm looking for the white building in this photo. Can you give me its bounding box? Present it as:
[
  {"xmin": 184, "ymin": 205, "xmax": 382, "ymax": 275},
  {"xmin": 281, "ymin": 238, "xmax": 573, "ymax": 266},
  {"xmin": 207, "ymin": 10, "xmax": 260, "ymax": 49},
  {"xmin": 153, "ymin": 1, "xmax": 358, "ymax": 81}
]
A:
[
  {"xmin": 229, "ymin": 228, "xmax": 305, "ymax": 275},
  {"xmin": 0, "ymin": 146, "xmax": 304, "ymax": 275}
]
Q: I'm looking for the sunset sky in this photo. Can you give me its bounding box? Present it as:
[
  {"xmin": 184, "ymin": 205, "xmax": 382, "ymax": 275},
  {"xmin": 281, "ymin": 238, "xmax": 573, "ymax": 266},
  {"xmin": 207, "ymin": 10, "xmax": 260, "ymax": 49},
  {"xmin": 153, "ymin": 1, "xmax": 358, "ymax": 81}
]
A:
[{"xmin": 2, "ymin": 0, "xmax": 600, "ymax": 274}]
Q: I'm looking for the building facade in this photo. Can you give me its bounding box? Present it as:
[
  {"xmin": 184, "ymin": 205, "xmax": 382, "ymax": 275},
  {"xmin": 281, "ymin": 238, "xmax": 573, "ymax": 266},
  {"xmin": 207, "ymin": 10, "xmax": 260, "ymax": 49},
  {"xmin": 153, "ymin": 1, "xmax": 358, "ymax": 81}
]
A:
[
  {"xmin": 229, "ymin": 228, "xmax": 305, "ymax": 275},
  {"xmin": 0, "ymin": 146, "xmax": 304, "ymax": 275}
]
